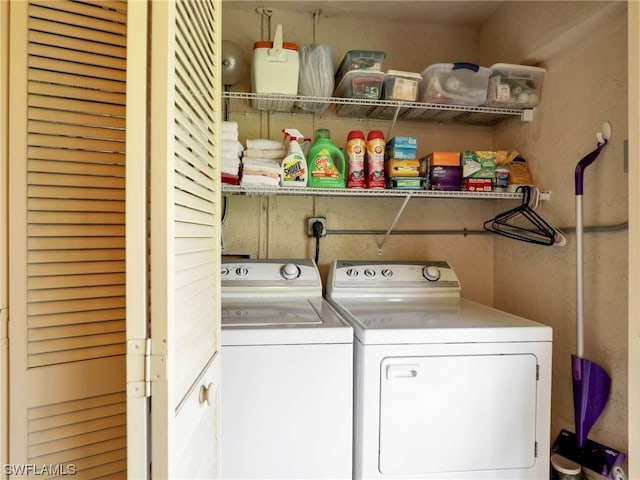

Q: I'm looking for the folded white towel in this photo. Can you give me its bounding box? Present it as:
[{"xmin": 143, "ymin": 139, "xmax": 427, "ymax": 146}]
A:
[
  {"xmin": 242, "ymin": 157, "xmax": 280, "ymax": 167},
  {"xmin": 222, "ymin": 149, "xmax": 242, "ymax": 160},
  {"xmin": 222, "ymin": 159, "xmax": 241, "ymax": 170},
  {"xmin": 222, "ymin": 133, "xmax": 238, "ymax": 143},
  {"xmin": 221, "ymin": 139, "xmax": 244, "ymax": 154},
  {"xmin": 221, "ymin": 164, "xmax": 240, "ymax": 176},
  {"xmin": 240, "ymin": 174, "xmax": 280, "ymax": 187},
  {"xmin": 244, "ymin": 148, "xmax": 286, "ymax": 159},
  {"xmin": 222, "ymin": 152, "xmax": 241, "ymax": 162},
  {"xmin": 221, "ymin": 121, "xmax": 239, "ymax": 134},
  {"xmin": 242, "ymin": 157, "xmax": 280, "ymax": 179},
  {"xmin": 246, "ymin": 138, "xmax": 284, "ymax": 150},
  {"xmin": 242, "ymin": 169, "xmax": 279, "ymax": 179}
]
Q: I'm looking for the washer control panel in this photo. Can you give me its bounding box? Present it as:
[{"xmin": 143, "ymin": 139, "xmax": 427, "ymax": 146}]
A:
[
  {"xmin": 328, "ymin": 260, "xmax": 461, "ymax": 297},
  {"xmin": 221, "ymin": 259, "xmax": 321, "ymax": 295}
]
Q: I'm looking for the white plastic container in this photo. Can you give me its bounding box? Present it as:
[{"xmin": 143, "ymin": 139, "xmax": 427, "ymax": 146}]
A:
[
  {"xmin": 251, "ymin": 24, "xmax": 299, "ymax": 111},
  {"xmin": 484, "ymin": 63, "xmax": 546, "ymax": 108},
  {"xmin": 420, "ymin": 62, "xmax": 491, "ymax": 106},
  {"xmin": 384, "ymin": 70, "xmax": 422, "ymax": 101}
]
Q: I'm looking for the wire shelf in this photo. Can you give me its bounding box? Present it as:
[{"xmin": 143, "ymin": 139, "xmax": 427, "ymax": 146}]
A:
[
  {"xmin": 222, "ymin": 91, "xmax": 529, "ymax": 126},
  {"xmin": 222, "ymin": 184, "xmax": 525, "ymax": 199}
]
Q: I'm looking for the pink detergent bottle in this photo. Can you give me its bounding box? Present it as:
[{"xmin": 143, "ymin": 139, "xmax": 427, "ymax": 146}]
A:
[
  {"xmin": 346, "ymin": 130, "xmax": 366, "ymax": 189},
  {"xmin": 366, "ymin": 130, "xmax": 386, "ymax": 189}
]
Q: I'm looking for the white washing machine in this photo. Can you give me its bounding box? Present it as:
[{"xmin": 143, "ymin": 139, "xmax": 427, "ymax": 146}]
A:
[
  {"xmin": 221, "ymin": 259, "xmax": 353, "ymax": 479},
  {"xmin": 325, "ymin": 260, "xmax": 552, "ymax": 480}
]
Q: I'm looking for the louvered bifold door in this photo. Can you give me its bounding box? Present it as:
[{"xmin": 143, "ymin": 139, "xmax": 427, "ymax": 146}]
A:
[
  {"xmin": 148, "ymin": 0, "xmax": 222, "ymax": 478},
  {"xmin": 8, "ymin": 1, "xmax": 127, "ymax": 478}
]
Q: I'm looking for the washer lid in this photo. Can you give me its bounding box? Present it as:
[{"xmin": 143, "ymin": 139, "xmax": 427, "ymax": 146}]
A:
[
  {"xmin": 223, "ymin": 302, "xmax": 322, "ymax": 327},
  {"xmin": 221, "ymin": 298, "xmax": 353, "ymax": 346},
  {"xmin": 326, "ymin": 297, "xmax": 552, "ymax": 345}
]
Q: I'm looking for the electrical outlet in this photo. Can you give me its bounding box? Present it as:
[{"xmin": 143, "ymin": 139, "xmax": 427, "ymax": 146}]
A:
[{"xmin": 307, "ymin": 217, "xmax": 327, "ymax": 237}]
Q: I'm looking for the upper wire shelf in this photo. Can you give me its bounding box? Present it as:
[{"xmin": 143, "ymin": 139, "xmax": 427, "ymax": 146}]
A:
[{"xmin": 222, "ymin": 91, "xmax": 531, "ymax": 126}]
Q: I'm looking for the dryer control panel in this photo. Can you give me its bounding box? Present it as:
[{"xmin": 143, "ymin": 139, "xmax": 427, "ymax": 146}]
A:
[
  {"xmin": 221, "ymin": 258, "xmax": 322, "ymax": 298},
  {"xmin": 327, "ymin": 260, "xmax": 461, "ymax": 298}
]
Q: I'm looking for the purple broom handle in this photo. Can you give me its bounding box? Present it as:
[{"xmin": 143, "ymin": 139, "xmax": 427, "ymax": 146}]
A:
[{"xmin": 575, "ymin": 140, "xmax": 608, "ymax": 195}]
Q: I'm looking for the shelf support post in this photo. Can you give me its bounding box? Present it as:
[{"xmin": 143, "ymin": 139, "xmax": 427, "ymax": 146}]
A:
[
  {"xmin": 377, "ymin": 195, "xmax": 411, "ymax": 255},
  {"xmin": 386, "ymin": 105, "xmax": 401, "ymax": 140}
]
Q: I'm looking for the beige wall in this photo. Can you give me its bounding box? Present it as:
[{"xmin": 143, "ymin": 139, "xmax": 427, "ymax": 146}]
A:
[
  {"xmin": 222, "ymin": 0, "xmax": 630, "ymax": 459},
  {"xmin": 481, "ymin": 2, "xmax": 629, "ymax": 454}
]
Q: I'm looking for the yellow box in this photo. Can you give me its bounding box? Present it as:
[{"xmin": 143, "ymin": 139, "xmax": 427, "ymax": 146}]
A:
[{"xmin": 385, "ymin": 158, "xmax": 420, "ymax": 177}]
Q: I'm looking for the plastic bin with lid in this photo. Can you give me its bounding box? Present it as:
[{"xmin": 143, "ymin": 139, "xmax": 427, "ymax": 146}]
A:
[
  {"xmin": 383, "ymin": 70, "xmax": 422, "ymax": 101},
  {"xmin": 419, "ymin": 62, "xmax": 491, "ymax": 106},
  {"xmin": 335, "ymin": 50, "xmax": 386, "ymax": 85},
  {"xmin": 334, "ymin": 70, "xmax": 385, "ymax": 100},
  {"xmin": 484, "ymin": 63, "xmax": 546, "ymax": 108}
]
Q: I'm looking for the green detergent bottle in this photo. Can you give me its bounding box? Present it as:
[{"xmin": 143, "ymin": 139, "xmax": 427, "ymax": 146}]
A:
[{"xmin": 307, "ymin": 128, "xmax": 347, "ymax": 188}]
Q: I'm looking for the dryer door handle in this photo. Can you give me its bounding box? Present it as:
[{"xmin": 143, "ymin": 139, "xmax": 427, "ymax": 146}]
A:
[{"xmin": 386, "ymin": 364, "xmax": 420, "ymax": 379}]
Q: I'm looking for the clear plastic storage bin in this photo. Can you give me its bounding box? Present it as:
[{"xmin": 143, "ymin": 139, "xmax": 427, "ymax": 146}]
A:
[
  {"xmin": 334, "ymin": 70, "xmax": 385, "ymax": 100},
  {"xmin": 335, "ymin": 50, "xmax": 386, "ymax": 85},
  {"xmin": 383, "ymin": 70, "xmax": 422, "ymax": 101},
  {"xmin": 420, "ymin": 63, "xmax": 491, "ymax": 106},
  {"xmin": 484, "ymin": 63, "xmax": 546, "ymax": 108}
]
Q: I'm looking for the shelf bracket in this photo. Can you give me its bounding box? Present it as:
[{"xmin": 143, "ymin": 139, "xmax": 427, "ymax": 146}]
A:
[
  {"xmin": 521, "ymin": 108, "xmax": 535, "ymax": 122},
  {"xmin": 386, "ymin": 105, "xmax": 402, "ymax": 140},
  {"xmin": 377, "ymin": 195, "xmax": 411, "ymax": 255}
]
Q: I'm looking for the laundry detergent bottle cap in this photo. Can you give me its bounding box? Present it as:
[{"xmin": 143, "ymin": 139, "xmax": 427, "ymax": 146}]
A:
[
  {"xmin": 280, "ymin": 128, "xmax": 307, "ymax": 186},
  {"xmin": 367, "ymin": 130, "xmax": 385, "ymax": 141},
  {"xmin": 307, "ymin": 128, "xmax": 347, "ymax": 188}
]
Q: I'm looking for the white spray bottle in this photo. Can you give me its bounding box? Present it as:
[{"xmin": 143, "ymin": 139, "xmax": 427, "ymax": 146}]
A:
[{"xmin": 280, "ymin": 129, "xmax": 307, "ymax": 187}]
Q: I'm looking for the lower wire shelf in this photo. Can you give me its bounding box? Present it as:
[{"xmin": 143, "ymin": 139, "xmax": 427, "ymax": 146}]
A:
[{"xmin": 221, "ymin": 184, "xmax": 526, "ymax": 199}]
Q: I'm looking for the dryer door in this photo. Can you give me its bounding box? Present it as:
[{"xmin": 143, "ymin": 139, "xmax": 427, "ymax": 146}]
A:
[{"xmin": 379, "ymin": 354, "xmax": 538, "ymax": 475}]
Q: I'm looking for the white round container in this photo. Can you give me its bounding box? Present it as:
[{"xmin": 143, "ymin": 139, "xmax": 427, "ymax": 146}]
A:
[{"xmin": 550, "ymin": 454, "xmax": 583, "ymax": 480}]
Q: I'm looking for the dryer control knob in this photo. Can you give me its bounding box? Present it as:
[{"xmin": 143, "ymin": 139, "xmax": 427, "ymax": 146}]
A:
[
  {"xmin": 422, "ymin": 265, "xmax": 441, "ymax": 282},
  {"xmin": 281, "ymin": 263, "xmax": 301, "ymax": 280}
]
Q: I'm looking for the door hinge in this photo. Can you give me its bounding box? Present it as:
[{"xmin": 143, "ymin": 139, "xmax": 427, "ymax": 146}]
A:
[
  {"xmin": 126, "ymin": 338, "xmax": 152, "ymax": 398},
  {"xmin": 536, "ymin": 364, "xmax": 540, "ymax": 381},
  {"xmin": 534, "ymin": 441, "xmax": 538, "ymax": 458}
]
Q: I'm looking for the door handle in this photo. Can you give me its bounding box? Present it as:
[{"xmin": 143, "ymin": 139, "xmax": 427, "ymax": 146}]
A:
[
  {"xmin": 386, "ymin": 364, "xmax": 420, "ymax": 379},
  {"xmin": 199, "ymin": 382, "xmax": 215, "ymax": 407}
]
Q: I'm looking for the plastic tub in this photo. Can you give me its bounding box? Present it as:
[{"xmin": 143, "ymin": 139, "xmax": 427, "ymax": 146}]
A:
[
  {"xmin": 335, "ymin": 50, "xmax": 386, "ymax": 85},
  {"xmin": 420, "ymin": 62, "xmax": 491, "ymax": 106},
  {"xmin": 484, "ymin": 63, "xmax": 546, "ymax": 108},
  {"xmin": 383, "ymin": 70, "xmax": 422, "ymax": 101},
  {"xmin": 334, "ymin": 70, "xmax": 385, "ymax": 100}
]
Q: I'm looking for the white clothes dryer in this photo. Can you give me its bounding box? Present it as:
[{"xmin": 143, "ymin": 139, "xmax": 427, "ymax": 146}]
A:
[
  {"xmin": 221, "ymin": 259, "xmax": 353, "ymax": 480},
  {"xmin": 325, "ymin": 260, "xmax": 552, "ymax": 480}
]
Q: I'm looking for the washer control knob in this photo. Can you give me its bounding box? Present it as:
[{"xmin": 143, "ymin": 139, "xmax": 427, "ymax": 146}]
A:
[
  {"xmin": 281, "ymin": 263, "xmax": 301, "ymax": 280},
  {"xmin": 422, "ymin": 265, "xmax": 441, "ymax": 282}
]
